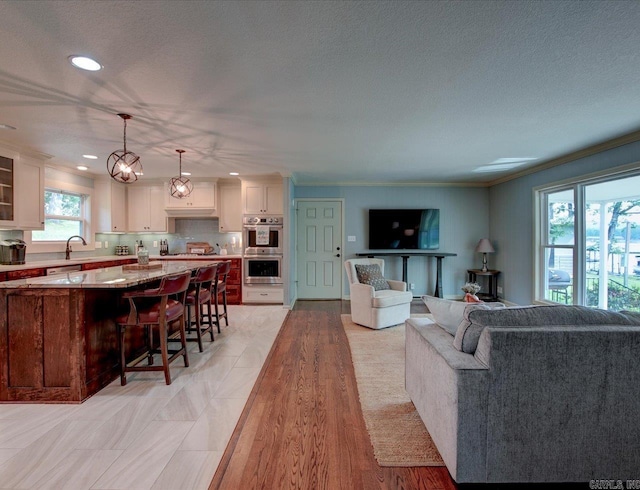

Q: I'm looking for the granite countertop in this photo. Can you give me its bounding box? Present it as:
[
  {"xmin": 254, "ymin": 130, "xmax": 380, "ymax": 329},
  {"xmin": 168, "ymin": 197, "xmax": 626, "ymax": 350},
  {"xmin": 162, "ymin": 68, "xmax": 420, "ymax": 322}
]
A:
[
  {"xmin": 0, "ymin": 254, "xmax": 244, "ymax": 273},
  {"xmin": 0, "ymin": 260, "xmax": 221, "ymax": 289}
]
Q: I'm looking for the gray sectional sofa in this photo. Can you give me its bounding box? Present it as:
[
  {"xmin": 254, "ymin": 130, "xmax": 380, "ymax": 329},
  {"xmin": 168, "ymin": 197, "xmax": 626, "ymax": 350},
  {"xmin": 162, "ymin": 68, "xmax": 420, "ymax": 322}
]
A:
[{"xmin": 405, "ymin": 303, "xmax": 640, "ymax": 483}]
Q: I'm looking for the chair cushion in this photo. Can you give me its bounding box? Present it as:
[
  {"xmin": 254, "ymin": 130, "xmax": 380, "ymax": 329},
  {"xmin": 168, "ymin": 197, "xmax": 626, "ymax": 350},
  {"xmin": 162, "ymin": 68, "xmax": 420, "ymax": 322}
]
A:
[
  {"xmin": 372, "ymin": 289, "xmax": 413, "ymax": 308},
  {"xmin": 186, "ymin": 288, "xmax": 211, "ymax": 305},
  {"xmin": 117, "ymin": 299, "xmax": 185, "ymax": 325},
  {"xmin": 355, "ymin": 264, "xmax": 389, "ymax": 291}
]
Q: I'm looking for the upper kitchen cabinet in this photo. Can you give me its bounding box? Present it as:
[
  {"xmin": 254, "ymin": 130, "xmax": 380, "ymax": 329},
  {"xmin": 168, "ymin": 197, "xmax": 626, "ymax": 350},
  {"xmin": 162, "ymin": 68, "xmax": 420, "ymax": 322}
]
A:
[
  {"xmin": 128, "ymin": 185, "xmax": 172, "ymax": 232},
  {"xmin": 94, "ymin": 179, "xmax": 127, "ymax": 232},
  {"xmin": 218, "ymin": 184, "xmax": 242, "ymax": 232},
  {"xmin": 0, "ymin": 149, "xmax": 45, "ymax": 230},
  {"xmin": 16, "ymin": 156, "xmax": 45, "ymax": 230},
  {"xmin": 241, "ymin": 179, "xmax": 283, "ymax": 215},
  {"xmin": 165, "ymin": 181, "xmax": 217, "ymax": 216}
]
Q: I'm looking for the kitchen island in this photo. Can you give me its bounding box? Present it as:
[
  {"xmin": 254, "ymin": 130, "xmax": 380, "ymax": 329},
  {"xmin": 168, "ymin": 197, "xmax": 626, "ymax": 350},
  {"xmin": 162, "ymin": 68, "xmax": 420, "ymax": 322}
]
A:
[{"xmin": 0, "ymin": 260, "xmax": 216, "ymax": 403}]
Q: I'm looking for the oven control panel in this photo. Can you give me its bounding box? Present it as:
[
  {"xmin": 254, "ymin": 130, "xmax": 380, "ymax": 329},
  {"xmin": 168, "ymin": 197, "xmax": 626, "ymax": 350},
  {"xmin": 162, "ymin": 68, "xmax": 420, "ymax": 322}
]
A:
[{"xmin": 243, "ymin": 216, "xmax": 283, "ymax": 225}]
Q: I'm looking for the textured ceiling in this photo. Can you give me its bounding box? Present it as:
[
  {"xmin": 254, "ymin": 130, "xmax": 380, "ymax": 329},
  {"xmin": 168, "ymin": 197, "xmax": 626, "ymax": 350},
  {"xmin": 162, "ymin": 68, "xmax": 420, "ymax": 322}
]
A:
[{"xmin": 1, "ymin": 0, "xmax": 640, "ymax": 184}]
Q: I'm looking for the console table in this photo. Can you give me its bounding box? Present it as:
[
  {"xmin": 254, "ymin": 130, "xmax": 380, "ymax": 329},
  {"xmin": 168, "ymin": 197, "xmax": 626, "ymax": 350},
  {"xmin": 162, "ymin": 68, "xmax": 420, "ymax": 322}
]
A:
[{"xmin": 356, "ymin": 252, "xmax": 457, "ymax": 297}]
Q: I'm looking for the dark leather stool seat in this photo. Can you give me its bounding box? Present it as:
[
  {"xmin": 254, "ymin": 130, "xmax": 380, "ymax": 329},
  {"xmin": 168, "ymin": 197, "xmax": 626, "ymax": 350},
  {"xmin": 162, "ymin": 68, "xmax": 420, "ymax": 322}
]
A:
[
  {"xmin": 115, "ymin": 271, "xmax": 191, "ymax": 386},
  {"xmin": 184, "ymin": 264, "xmax": 217, "ymax": 352}
]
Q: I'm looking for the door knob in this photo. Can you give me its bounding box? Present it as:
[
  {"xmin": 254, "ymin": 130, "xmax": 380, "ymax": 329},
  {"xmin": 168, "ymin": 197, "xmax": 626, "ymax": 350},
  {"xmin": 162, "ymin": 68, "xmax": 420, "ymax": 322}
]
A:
[
  {"xmin": 335, "ymin": 253, "xmax": 341, "ymax": 257},
  {"xmin": 336, "ymin": 246, "xmax": 341, "ymax": 250}
]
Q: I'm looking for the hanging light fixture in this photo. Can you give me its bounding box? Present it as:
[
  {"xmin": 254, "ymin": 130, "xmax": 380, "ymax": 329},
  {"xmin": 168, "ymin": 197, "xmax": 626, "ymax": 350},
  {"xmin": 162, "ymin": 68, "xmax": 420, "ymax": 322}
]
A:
[
  {"xmin": 169, "ymin": 149, "xmax": 193, "ymax": 199},
  {"xmin": 107, "ymin": 113, "xmax": 142, "ymax": 183}
]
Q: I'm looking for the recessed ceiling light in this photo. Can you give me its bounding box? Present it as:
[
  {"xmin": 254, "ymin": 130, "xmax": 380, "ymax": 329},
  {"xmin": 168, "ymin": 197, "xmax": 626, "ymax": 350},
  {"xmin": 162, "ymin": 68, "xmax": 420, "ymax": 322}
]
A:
[
  {"xmin": 82, "ymin": 154, "xmax": 98, "ymax": 159},
  {"xmin": 76, "ymin": 165, "xmax": 89, "ymax": 171},
  {"xmin": 0, "ymin": 124, "xmax": 16, "ymax": 130},
  {"xmin": 181, "ymin": 172, "xmax": 191, "ymax": 176},
  {"xmin": 68, "ymin": 55, "xmax": 102, "ymax": 71},
  {"xmin": 474, "ymin": 163, "xmax": 526, "ymax": 173},
  {"xmin": 490, "ymin": 157, "xmax": 537, "ymax": 165},
  {"xmin": 229, "ymin": 172, "xmax": 239, "ymax": 176}
]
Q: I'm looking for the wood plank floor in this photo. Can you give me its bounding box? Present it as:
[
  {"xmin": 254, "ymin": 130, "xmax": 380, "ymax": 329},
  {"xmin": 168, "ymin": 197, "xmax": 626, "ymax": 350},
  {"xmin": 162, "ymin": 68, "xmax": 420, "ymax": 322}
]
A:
[{"xmin": 210, "ymin": 300, "xmax": 457, "ymax": 490}]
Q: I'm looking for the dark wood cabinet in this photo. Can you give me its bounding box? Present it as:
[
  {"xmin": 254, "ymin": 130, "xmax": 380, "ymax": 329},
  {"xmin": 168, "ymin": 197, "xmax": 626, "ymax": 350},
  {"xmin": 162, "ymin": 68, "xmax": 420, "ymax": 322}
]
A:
[
  {"xmin": 156, "ymin": 257, "xmax": 242, "ymax": 304},
  {"xmin": 7, "ymin": 268, "xmax": 46, "ymax": 280}
]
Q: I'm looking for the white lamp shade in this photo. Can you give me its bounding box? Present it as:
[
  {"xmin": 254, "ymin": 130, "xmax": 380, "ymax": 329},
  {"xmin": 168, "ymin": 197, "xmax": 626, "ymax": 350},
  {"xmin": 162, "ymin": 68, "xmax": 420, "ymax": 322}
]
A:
[{"xmin": 475, "ymin": 238, "xmax": 495, "ymax": 254}]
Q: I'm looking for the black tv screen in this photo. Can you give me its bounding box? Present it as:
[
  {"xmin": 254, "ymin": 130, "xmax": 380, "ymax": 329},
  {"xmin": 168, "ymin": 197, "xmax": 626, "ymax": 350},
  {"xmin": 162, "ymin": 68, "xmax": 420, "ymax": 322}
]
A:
[{"xmin": 368, "ymin": 209, "xmax": 440, "ymax": 250}]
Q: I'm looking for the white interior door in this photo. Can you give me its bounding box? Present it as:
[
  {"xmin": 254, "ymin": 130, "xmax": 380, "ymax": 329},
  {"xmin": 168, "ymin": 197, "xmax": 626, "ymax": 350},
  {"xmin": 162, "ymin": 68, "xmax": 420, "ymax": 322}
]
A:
[{"xmin": 296, "ymin": 200, "xmax": 343, "ymax": 299}]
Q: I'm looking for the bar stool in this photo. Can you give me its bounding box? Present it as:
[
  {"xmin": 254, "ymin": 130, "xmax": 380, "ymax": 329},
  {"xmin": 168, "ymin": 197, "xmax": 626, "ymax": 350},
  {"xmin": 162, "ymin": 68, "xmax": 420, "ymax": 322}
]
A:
[
  {"xmin": 212, "ymin": 260, "xmax": 231, "ymax": 332},
  {"xmin": 115, "ymin": 271, "xmax": 191, "ymax": 386},
  {"xmin": 185, "ymin": 264, "xmax": 218, "ymax": 352}
]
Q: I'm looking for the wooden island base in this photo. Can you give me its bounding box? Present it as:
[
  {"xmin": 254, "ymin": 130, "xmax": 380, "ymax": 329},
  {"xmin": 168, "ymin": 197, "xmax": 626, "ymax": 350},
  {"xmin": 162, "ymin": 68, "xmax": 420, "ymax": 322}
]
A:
[
  {"xmin": 0, "ymin": 287, "xmax": 139, "ymax": 403},
  {"xmin": 0, "ymin": 260, "xmax": 217, "ymax": 403}
]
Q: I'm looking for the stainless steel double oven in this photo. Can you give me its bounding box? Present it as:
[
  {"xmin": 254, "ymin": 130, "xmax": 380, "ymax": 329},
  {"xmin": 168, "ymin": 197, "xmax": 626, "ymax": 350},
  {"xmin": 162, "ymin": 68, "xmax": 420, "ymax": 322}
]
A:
[{"xmin": 243, "ymin": 216, "xmax": 283, "ymax": 285}]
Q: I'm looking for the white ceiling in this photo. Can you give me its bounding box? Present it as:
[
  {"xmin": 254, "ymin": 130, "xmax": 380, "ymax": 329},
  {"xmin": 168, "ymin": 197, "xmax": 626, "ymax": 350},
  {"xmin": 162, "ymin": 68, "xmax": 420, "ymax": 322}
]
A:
[{"xmin": 1, "ymin": 0, "xmax": 640, "ymax": 184}]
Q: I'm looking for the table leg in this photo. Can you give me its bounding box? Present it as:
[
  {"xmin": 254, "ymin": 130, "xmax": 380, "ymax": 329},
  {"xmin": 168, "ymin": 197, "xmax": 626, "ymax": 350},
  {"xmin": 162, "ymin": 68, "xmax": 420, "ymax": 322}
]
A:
[
  {"xmin": 434, "ymin": 256, "xmax": 444, "ymax": 298},
  {"xmin": 401, "ymin": 255, "xmax": 409, "ymax": 284}
]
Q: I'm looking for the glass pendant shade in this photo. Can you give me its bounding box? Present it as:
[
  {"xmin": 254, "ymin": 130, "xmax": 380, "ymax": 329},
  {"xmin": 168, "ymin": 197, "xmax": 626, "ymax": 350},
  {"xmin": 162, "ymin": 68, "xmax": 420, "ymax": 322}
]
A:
[
  {"xmin": 107, "ymin": 114, "xmax": 142, "ymax": 183},
  {"xmin": 169, "ymin": 149, "xmax": 193, "ymax": 198}
]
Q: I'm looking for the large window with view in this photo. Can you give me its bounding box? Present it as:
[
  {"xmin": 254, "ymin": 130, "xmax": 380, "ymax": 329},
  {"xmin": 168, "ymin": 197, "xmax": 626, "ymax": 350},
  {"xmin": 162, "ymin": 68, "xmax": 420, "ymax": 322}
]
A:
[
  {"xmin": 32, "ymin": 189, "xmax": 87, "ymax": 241},
  {"xmin": 537, "ymin": 169, "xmax": 640, "ymax": 312}
]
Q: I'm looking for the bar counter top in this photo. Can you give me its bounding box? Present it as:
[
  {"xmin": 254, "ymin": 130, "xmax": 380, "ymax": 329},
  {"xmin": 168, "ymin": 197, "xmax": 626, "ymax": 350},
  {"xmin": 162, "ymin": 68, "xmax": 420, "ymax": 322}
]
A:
[
  {"xmin": 0, "ymin": 253, "xmax": 243, "ymax": 273},
  {"xmin": 0, "ymin": 260, "xmax": 218, "ymax": 289}
]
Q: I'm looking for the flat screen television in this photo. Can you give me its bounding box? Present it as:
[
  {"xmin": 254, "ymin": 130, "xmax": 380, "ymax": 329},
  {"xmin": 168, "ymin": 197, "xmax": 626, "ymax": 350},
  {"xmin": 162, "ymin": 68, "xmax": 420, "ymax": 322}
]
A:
[{"xmin": 368, "ymin": 209, "xmax": 439, "ymax": 250}]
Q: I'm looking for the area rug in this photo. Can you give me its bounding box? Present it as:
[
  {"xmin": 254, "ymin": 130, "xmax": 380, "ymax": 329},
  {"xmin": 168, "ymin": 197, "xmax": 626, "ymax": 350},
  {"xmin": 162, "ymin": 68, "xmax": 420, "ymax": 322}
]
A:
[{"xmin": 340, "ymin": 314, "xmax": 445, "ymax": 467}]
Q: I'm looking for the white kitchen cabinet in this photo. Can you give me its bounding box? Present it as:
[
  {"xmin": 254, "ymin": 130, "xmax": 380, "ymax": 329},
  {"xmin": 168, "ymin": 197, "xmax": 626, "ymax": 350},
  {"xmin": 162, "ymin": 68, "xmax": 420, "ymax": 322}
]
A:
[
  {"xmin": 128, "ymin": 185, "xmax": 169, "ymax": 232},
  {"xmin": 94, "ymin": 179, "xmax": 127, "ymax": 232},
  {"xmin": 165, "ymin": 181, "xmax": 217, "ymax": 215},
  {"xmin": 241, "ymin": 180, "xmax": 283, "ymax": 215},
  {"xmin": 218, "ymin": 184, "xmax": 242, "ymax": 232},
  {"xmin": 16, "ymin": 156, "xmax": 45, "ymax": 230}
]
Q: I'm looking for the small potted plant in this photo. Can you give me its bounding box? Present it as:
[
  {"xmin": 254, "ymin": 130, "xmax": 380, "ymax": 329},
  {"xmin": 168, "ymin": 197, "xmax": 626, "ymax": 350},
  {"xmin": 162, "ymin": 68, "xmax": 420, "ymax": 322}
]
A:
[{"xmin": 461, "ymin": 282, "xmax": 482, "ymax": 303}]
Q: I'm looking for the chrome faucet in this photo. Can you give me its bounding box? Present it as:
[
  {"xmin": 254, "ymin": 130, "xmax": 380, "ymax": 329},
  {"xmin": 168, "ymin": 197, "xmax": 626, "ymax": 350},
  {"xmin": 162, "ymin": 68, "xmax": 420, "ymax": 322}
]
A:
[{"xmin": 65, "ymin": 235, "xmax": 87, "ymax": 260}]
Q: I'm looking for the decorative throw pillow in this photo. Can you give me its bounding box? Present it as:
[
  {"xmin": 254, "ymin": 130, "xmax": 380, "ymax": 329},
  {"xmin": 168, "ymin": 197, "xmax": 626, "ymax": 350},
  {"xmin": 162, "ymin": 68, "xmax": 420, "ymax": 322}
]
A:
[
  {"xmin": 354, "ymin": 264, "xmax": 390, "ymax": 291},
  {"xmin": 422, "ymin": 295, "xmax": 505, "ymax": 336}
]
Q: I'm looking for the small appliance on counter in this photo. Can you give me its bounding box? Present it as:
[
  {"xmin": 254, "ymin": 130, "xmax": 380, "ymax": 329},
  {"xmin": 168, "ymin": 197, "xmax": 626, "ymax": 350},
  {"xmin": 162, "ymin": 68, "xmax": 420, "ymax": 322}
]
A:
[
  {"xmin": 186, "ymin": 242, "xmax": 214, "ymax": 254},
  {"xmin": 0, "ymin": 239, "xmax": 26, "ymax": 265},
  {"xmin": 159, "ymin": 239, "xmax": 169, "ymax": 256}
]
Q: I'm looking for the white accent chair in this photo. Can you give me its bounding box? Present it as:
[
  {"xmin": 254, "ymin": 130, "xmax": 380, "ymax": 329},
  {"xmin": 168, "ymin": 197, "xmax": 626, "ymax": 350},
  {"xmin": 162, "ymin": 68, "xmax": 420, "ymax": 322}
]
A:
[{"xmin": 344, "ymin": 258, "xmax": 413, "ymax": 329}]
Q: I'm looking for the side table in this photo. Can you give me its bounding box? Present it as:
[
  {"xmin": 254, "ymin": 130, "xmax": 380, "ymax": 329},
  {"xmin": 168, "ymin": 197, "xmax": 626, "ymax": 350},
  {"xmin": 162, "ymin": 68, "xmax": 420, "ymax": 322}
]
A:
[{"xmin": 467, "ymin": 269, "xmax": 500, "ymax": 302}]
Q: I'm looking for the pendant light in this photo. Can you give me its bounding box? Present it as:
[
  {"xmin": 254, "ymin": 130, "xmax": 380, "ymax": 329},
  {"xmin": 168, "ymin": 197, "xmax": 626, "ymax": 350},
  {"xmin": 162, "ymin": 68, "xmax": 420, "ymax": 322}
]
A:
[
  {"xmin": 169, "ymin": 149, "xmax": 193, "ymax": 199},
  {"xmin": 107, "ymin": 113, "xmax": 142, "ymax": 183}
]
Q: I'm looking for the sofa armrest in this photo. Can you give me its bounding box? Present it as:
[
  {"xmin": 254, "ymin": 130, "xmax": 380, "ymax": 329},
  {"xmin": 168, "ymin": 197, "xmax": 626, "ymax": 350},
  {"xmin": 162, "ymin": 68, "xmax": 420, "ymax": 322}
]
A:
[{"xmin": 387, "ymin": 279, "xmax": 407, "ymax": 291}]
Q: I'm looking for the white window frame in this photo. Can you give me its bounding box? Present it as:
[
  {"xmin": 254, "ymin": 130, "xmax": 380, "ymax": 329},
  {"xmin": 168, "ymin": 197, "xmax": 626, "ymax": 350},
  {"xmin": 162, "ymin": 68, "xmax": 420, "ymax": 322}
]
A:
[
  {"xmin": 534, "ymin": 162, "xmax": 640, "ymax": 306},
  {"xmin": 24, "ymin": 179, "xmax": 94, "ymax": 253}
]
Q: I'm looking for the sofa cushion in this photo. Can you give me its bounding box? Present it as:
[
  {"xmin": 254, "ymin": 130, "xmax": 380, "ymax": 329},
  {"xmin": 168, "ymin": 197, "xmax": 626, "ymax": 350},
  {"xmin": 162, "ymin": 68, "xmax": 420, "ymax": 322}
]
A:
[
  {"xmin": 354, "ymin": 264, "xmax": 390, "ymax": 291},
  {"xmin": 373, "ymin": 288, "xmax": 413, "ymax": 308},
  {"xmin": 454, "ymin": 305, "xmax": 640, "ymax": 354},
  {"xmin": 422, "ymin": 295, "xmax": 505, "ymax": 336}
]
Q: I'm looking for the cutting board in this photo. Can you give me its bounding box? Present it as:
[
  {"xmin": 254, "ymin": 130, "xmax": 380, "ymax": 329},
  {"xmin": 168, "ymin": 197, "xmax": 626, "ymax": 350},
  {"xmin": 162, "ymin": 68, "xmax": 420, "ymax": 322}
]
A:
[{"xmin": 122, "ymin": 261, "xmax": 163, "ymax": 271}]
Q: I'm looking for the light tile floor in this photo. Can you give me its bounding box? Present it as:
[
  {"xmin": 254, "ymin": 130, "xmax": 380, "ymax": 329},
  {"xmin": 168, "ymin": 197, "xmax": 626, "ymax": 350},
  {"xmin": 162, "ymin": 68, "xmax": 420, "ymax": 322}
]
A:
[{"xmin": 0, "ymin": 304, "xmax": 289, "ymax": 490}]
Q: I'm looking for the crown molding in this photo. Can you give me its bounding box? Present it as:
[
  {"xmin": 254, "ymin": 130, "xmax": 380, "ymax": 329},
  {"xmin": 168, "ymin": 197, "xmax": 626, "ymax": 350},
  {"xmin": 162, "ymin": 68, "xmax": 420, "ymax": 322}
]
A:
[
  {"xmin": 292, "ymin": 180, "xmax": 489, "ymax": 187},
  {"xmin": 488, "ymin": 128, "xmax": 640, "ymax": 186},
  {"xmin": 0, "ymin": 139, "xmax": 53, "ymax": 161}
]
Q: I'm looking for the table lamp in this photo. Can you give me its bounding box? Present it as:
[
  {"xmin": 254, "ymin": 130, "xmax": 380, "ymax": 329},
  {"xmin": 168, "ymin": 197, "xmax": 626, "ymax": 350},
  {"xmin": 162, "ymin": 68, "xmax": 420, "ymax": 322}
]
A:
[{"xmin": 475, "ymin": 238, "xmax": 495, "ymax": 272}]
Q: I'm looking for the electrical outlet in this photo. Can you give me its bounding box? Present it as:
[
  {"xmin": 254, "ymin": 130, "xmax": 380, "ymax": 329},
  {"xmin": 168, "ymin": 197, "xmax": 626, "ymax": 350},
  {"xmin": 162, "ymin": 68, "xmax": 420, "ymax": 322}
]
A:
[
  {"xmin": 95, "ymin": 241, "xmax": 102, "ymax": 249},
  {"xmin": 104, "ymin": 241, "xmax": 108, "ymax": 248},
  {"xmin": 347, "ymin": 235, "xmax": 356, "ymax": 242},
  {"xmin": 153, "ymin": 240, "xmax": 158, "ymax": 248},
  {"xmin": 497, "ymin": 286, "xmax": 503, "ymax": 295},
  {"xmin": 410, "ymin": 283, "xmax": 415, "ymax": 290}
]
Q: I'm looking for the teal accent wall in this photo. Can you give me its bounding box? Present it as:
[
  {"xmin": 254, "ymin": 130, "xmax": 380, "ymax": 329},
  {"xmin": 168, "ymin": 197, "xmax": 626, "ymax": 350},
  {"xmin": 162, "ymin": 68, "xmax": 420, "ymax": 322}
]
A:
[
  {"xmin": 489, "ymin": 140, "xmax": 640, "ymax": 305},
  {"xmin": 293, "ymin": 184, "xmax": 490, "ymax": 298}
]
